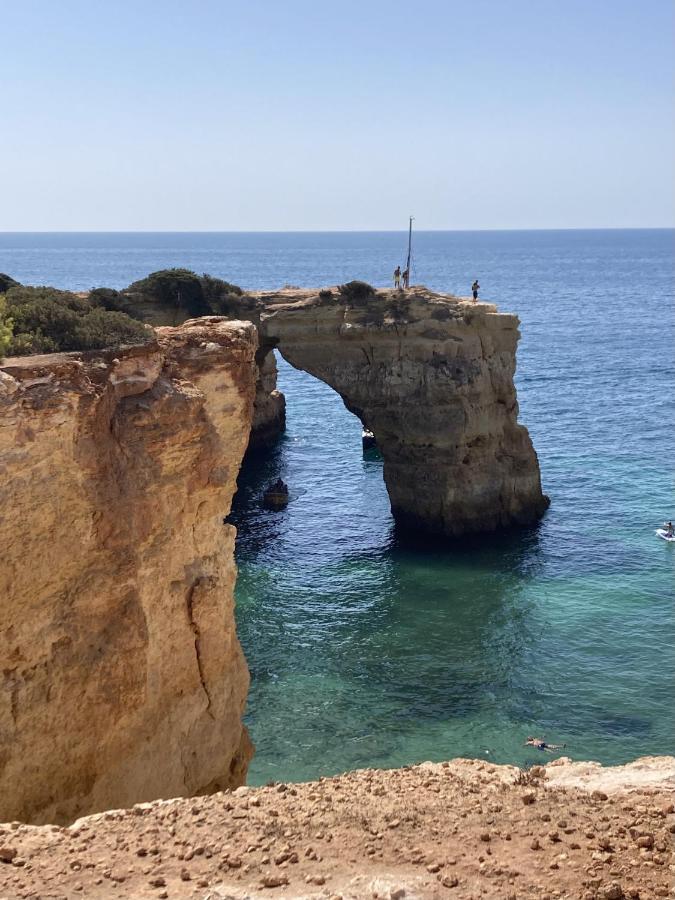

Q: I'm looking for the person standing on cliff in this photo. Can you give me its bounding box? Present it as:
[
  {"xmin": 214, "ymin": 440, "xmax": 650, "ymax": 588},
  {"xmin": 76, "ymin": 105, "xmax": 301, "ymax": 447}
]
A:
[
  {"xmin": 394, "ymin": 265, "xmax": 401, "ymax": 289},
  {"xmin": 472, "ymin": 280, "xmax": 480, "ymax": 301},
  {"xmin": 402, "ymin": 268, "xmax": 410, "ymax": 289}
]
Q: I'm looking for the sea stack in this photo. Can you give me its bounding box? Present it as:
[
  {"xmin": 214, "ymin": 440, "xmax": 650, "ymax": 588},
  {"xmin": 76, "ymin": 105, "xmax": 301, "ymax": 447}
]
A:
[
  {"xmin": 0, "ymin": 319, "xmax": 256, "ymax": 824},
  {"xmin": 234, "ymin": 286, "xmax": 549, "ymax": 536}
]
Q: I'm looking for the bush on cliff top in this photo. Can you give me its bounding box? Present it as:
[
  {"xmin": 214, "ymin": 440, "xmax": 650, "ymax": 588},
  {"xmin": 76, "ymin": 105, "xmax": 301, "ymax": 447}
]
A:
[
  {"xmin": 4, "ymin": 286, "xmax": 152, "ymax": 356},
  {"xmin": 122, "ymin": 269, "xmax": 244, "ymax": 322},
  {"xmin": 89, "ymin": 286, "xmax": 131, "ymax": 313},
  {"xmin": 0, "ymin": 273, "xmax": 20, "ymax": 294},
  {"xmin": 338, "ymin": 280, "xmax": 376, "ymax": 306},
  {"xmin": 0, "ymin": 294, "xmax": 13, "ymax": 358}
]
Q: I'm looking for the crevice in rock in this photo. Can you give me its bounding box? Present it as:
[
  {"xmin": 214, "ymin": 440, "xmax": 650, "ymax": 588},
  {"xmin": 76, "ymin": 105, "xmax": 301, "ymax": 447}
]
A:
[{"xmin": 185, "ymin": 578, "xmax": 215, "ymax": 720}]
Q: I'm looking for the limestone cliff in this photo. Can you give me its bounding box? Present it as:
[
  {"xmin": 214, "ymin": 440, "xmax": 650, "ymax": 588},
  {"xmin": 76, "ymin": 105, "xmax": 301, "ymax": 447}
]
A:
[
  {"xmin": 0, "ymin": 318, "xmax": 256, "ymax": 824},
  {"xmin": 248, "ymin": 348, "xmax": 286, "ymax": 450},
  {"xmin": 234, "ymin": 287, "xmax": 549, "ymax": 537}
]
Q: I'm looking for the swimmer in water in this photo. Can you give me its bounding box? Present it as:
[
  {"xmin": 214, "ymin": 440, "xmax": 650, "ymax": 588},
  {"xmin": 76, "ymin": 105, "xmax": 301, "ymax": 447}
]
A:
[{"xmin": 524, "ymin": 736, "xmax": 566, "ymax": 752}]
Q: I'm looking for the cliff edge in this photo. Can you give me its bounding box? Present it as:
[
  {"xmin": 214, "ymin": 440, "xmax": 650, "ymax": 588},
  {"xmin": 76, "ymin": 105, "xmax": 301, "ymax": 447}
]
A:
[
  {"xmin": 1, "ymin": 756, "xmax": 672, "ymax": 899},
  {"xmin": 0, "ymin": 319, "xmax": 257, "ymax": 824}
]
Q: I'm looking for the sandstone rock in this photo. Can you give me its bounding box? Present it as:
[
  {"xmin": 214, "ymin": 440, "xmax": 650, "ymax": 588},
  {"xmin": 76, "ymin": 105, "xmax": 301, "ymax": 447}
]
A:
[
  {"xmin": 0, "ymin": 320, "xmax": 257, "ymax": 824},
  {"xmin": 260, "ymin": 873, "xmax": 289, "ymax": 887},
  {"xmin": 229, "ymin": 286, "xmax": 548, "ymax": 537},
  {"xmin": 247, "ymin": 349, "xmax": 285, "ymax": 449}
]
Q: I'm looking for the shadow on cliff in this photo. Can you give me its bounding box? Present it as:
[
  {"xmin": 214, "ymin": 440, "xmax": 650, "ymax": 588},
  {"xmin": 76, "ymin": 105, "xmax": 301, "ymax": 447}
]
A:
[{"xmin": 228, "ymin": 438, "xmax": 290, "ymax": 557}]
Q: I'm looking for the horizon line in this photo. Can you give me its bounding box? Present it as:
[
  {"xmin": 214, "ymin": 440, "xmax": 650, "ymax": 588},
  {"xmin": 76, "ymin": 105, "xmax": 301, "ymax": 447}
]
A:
[{"xmin": 0, "ymin": 225, "xmax": 673, "ymax": 235}]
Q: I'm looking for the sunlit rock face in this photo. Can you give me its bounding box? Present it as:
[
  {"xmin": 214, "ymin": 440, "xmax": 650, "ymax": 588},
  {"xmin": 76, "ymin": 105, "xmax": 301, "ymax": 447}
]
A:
[
  {"xmin": 236, "ymin": 287, "xmax": 548, "ymax": 537},
  {"xmin": 248, "ymin": 348, "xmax": 286, "ymax": 450},
  {"xmin": 0, "ymin": 319, "xmax": 256, "ymax": 824}
]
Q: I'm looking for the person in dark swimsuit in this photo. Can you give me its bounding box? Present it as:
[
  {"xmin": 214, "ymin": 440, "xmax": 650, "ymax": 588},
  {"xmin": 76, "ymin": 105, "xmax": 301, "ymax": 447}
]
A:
[{"xmin": 471, "ymin": 280, "xmax": 480, "ymax": 301}]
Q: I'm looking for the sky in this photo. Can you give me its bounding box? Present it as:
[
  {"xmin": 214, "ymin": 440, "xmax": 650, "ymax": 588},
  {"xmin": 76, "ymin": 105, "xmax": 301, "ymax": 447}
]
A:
[{"xmin": 1, "ymin": 0, "xmax": 673, "ymax": 230}]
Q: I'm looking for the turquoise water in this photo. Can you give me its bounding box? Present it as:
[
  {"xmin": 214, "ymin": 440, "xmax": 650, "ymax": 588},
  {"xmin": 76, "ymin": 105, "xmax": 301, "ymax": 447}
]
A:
[{"xmin": 1, "ymin": 230, "xmax": 673, "ymax": 780}]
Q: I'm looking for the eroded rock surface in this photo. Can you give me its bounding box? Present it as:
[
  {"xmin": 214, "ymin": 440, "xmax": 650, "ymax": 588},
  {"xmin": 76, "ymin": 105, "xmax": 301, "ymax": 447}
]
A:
[
  {"xmin": 0, "ymin": 318, "xmax": 257, "ymax": 824},
  {"xmin": 235, "ymin": 287, "xmax": 549, "ymax": 536},
  {"xmin": 1, "ymin": 756, "xmax": 672, "ymax": 899},
  {"xmin": 248, "ymin": 348, "xmax": 286, "ymax": 450}
]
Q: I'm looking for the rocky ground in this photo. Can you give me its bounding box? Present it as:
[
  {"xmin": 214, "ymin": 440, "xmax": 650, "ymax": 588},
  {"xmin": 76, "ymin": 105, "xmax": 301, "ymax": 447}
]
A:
[{"xmin": 1, "ymin": 757, "xmax": 673, "ymax": 900}]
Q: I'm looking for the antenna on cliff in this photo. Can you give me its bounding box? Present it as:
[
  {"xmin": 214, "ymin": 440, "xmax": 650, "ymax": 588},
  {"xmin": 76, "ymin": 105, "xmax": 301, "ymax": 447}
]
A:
[{"xmin": 406, "ymin": 216, "xmax": 414, "ymax": 274}]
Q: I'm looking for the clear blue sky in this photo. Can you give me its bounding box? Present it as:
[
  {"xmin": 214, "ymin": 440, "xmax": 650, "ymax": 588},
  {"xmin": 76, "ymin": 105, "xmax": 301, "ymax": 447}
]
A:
[{"xmin": 2, "ymin": 0, "xmax": 673, "ymax": 230}]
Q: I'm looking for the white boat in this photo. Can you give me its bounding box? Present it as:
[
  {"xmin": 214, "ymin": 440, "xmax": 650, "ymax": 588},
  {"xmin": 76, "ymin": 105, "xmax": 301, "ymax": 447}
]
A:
[{"xmin": 655, "ymin": 528, "xmax": 675, "ymax": 543}]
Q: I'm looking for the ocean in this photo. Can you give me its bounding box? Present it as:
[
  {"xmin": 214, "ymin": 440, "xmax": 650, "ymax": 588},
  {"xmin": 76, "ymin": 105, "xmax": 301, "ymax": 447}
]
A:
[{"xmin": 1, "ymin": 229, "xmax": 673, "ymax": 782}]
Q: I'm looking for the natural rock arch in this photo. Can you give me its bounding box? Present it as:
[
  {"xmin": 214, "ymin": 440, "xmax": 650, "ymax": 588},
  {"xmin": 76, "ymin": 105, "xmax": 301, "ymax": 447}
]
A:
[{"xmin": 238, "ymin": 287, "xmax": 548, "ymax": 537}]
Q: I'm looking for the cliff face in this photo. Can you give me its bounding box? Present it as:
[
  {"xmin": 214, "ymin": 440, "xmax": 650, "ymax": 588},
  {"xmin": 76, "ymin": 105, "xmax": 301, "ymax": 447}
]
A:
[
  {"xmin": 247, "ymin": 348, "xmax": 286, "ymax": 450},
  {"xmin": 244, "ymin": 287, "xmax": 548, "ymax": 536},
  {"xmin": 0, "ymin": 318, "xmax": 256, "ymax": 824}
]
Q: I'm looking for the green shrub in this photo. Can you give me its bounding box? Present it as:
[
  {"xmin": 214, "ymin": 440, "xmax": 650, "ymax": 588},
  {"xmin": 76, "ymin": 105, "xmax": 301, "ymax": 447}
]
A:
[
  {"xmin": 4, "ymin": 286, "xmax": 151, "ymax": 356},
  {"xmin": 89, "ymin": 286, "xmax": 131, "ymax": 313},
  {"xmin": 125, "ymin": 268, "xmax": 208, "ymax": 319},
  {"xmin": 0, "ymin": 294, "xmax": 13, "ymax": 358},
  {"xmin": 337, "ymin": 280, "xmax": 376, "ymax": 306},
  {"xmin": 200, "ymin": 273, "xmax": 244, "ymax": 316},
  {"xmin": 386, "ymin": 297, "xmax": 408, "ymax": 322},
  {"xmin": 122, "ymin": 269, "xmax": 244, "ymax": 321},
  {"xmin": 0, "ymin": 273, "xmax": 20, "ymax": 294},
  {"xmin": 318, "ymin": 288, "xmax": 334, "ymax": 301}
]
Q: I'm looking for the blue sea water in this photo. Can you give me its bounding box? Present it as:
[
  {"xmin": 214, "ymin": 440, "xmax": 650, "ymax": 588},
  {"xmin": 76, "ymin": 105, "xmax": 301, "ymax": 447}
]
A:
[{"xmin": 1, "ymin": 230, "xmax": 673, "ymax": 782}]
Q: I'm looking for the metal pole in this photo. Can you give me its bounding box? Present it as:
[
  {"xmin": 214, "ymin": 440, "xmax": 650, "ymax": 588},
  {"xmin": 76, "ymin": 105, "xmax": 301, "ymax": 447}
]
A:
[{"xmin": 406, "ymin": 216, "xmax": 413, "ymax": 271}]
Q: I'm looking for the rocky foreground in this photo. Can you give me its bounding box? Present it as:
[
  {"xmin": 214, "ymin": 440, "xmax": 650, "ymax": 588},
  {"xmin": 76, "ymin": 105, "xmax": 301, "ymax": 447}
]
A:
[{"xmin": 1, "ymin": 757, "xmax": 673, "ymax": 900}]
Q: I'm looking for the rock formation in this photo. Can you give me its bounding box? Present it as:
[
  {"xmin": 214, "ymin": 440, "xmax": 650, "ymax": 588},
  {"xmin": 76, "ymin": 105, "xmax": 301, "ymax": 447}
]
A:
[
  {"xmin": 233, "ymin": 287, "xmax": 549, "ymax": 536},
  {"xmin": 0, "ymin": 318, "xmax": 256, "ymax": 825},
  {"xmin": 247, "ymin": 348, "xmax": 286, "ymax": 450},
  {"xmin": 0, "ymin": 284, "xmax": 547, "ymax": 824}
]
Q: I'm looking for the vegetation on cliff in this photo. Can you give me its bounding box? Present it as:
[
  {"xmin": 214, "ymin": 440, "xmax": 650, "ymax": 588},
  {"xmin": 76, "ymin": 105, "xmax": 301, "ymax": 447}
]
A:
[
  {"xmin": 0, "ymin": 295, "xmax": 12, "ymax": 358},
  {"xmin": 0, "ymin": 269, "xmax": 248, "ymax": 357},
  {"xmin": 3, "ymin": 285, "xmax": 151, "ymax": 356},
  {"xmin": 0, "ymin": 274, "xmax": 18, "ymax": 357},
  {"xmin": 0, "ymin": 273, "xmax": 20, "ymax": 294},
  {"xmin": 337, "ymin": 280, "xmax": 376, "ymax": 305},
  {"xmin": 120, "ymin": 269, "xmax": 245, "ymax": 323}
]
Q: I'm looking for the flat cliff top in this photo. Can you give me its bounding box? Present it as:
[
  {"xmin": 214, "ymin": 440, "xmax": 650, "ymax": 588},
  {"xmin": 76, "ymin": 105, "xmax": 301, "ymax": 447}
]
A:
[
  {"xmin": 1, "ymin": 757, "xmax": 673, "ymax": 900},
  {"xmin": 254, "ymin": 286, "xmax": 503, "ymax": 319}
]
